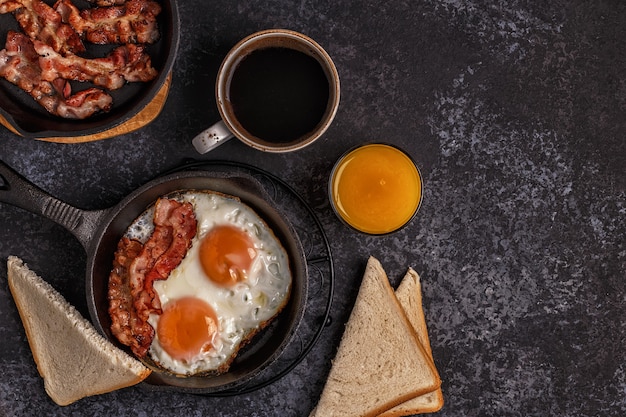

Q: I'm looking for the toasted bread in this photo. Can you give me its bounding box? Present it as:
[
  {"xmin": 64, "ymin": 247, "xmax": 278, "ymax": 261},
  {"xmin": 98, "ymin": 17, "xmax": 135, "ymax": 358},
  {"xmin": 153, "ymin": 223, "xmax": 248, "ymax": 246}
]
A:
[
  {"xmin": 379, "ymin": 268, "xmax": 444, "ymax": 416},
  {"xmin": 7, "ymin": 256, "xmax": 151, "ymax": 406},
  {"xmin": 310, "ymin": 257, "xmax": 441, "ymax": 417}
]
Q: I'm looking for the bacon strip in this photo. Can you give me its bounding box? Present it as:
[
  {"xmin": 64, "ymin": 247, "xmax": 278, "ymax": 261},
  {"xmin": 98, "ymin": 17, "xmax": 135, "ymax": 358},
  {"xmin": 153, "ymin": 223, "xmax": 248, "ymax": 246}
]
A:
[
  {"xmin": 53, "ymin": 84, "xmax": 113, "ymax": 118},
  {"xmin": 109, "ymin": 198, "xmax": 197, "ymax": 358},
  {"xmin": 36, "ymin": 40, "xmax": 158, "ymax": 90},
  {"xmin": 108, "ymin": 237, "xmax": 152, "ymax": 356},
  {"xmin": 0, "ymin": 0, "xmax": 86, "ymax": 55},
  {"xmin": 142, "ymin": 201, "xmax": 198, "ymax": 300},
  {"xmin": 131, "ymin": 199, "xmax": 196, "ymax": 316},
  {"xmin": 85, "ymin": 0, "xmax": 128, "ymax": 7},
  {"xmin": 0, "ymin": 31, "xmax": 112, "ymax": 119},
  {"xmin": 0, "ymin": 0, "xmax": 23, "ymax": 13},
  {"xmin": 57, "ymin": 0, "xmax": 161, "ymax": 45}
]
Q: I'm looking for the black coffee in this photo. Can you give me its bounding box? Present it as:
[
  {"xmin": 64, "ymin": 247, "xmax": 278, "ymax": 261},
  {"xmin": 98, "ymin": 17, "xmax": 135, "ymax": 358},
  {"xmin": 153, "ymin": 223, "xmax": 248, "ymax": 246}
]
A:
[{"xmin": 228, "ymin": 47, "xmax": 330, "ymax": 143}]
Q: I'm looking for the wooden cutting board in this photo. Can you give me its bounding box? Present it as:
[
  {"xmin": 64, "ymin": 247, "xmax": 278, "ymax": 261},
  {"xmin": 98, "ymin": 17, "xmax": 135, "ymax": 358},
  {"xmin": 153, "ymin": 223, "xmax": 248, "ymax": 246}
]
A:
[{"xmin": 0, "ymin": 73, "xmax": 171, "ymax": 144}]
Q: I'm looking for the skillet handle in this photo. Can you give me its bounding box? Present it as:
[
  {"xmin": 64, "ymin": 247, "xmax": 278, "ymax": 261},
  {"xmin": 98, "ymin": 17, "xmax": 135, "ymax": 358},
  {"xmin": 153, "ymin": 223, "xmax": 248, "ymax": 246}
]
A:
[{"xmin": 0, "ymin": 160, "xmax": 106, "ymax": 251}]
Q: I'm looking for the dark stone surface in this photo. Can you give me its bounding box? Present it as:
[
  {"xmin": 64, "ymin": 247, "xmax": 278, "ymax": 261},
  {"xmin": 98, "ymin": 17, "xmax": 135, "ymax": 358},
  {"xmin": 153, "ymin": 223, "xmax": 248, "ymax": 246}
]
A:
[{"xmin": 0, "ymin": 1, "xmax": 625, "ymax": 416}]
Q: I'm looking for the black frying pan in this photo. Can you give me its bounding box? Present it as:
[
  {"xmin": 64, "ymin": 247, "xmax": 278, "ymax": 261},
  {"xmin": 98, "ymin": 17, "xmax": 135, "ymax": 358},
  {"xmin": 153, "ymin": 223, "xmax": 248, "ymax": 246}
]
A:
[
  {"xmin": 0, "ymin": 0, "xmax": 179, "ymax": 138},
  {"xmin": 0, "ymin": 160, "xmax": 308, "ymax": 393}
]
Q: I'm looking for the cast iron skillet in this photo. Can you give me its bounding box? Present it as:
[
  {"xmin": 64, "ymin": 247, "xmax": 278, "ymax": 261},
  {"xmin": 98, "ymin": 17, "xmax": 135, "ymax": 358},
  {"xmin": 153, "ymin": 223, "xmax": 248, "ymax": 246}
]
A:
[
  {"xmin": 0, "ymin": 160, "xmax": 308, "ymax": 393},
  {"xmin": 0, "ymin": 0, "xmax": 180, "ymax": 138}
]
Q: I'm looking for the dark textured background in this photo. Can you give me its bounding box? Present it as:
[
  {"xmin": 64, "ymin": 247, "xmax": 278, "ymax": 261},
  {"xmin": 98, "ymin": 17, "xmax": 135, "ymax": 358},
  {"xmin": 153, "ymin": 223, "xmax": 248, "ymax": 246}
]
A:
[{"xmin": 1, "ymin": 1, "xmax": 625, "ymax": 416}]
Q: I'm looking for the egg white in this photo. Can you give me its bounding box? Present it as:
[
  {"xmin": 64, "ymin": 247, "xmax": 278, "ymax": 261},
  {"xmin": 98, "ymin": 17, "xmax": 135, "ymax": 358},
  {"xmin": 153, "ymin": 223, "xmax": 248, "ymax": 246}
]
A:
[{"xmin": 133, "ymin": 191, "xmax": 291, "ymax": 375}]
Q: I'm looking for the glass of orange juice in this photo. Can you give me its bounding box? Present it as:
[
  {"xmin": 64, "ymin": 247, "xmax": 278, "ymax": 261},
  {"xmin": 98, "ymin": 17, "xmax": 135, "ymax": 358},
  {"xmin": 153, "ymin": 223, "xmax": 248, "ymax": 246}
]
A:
[{"xmin": 329, "ymin": 143, "xmax": 423, "ymax": 235}]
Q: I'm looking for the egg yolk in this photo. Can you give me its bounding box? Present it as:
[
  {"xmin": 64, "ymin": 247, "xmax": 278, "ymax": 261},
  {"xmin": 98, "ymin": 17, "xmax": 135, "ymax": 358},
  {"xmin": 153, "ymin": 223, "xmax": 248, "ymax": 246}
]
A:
[
  {"xmin": 199, "ymin": 225, "xmax": 257, "ymax": 286},
  {"xmin": 157, "ymin": 297, "xmax": 218, "ymax": 362}
]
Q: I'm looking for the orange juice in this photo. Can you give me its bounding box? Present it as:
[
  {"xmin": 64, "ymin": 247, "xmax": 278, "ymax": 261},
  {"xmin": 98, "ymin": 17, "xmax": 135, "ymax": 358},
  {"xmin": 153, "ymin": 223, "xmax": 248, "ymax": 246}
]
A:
[{"xmin": 330, "ymin": 144, "xmax": 422, "ymax": 234}]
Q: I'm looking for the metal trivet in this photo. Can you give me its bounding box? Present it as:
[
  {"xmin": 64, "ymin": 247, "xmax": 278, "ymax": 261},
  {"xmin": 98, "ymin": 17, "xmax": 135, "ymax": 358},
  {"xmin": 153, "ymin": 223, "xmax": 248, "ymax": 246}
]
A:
[{"xmin": 160, "ymin": 159, "xmax": 335, "ymax": 396}]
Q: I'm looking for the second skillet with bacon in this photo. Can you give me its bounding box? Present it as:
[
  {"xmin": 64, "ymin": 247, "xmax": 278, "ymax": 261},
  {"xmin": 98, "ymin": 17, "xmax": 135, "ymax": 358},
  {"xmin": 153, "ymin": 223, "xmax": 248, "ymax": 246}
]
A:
[{"xmin": 0, "ymin": 0, "xmax": 161, "ymax": 119}]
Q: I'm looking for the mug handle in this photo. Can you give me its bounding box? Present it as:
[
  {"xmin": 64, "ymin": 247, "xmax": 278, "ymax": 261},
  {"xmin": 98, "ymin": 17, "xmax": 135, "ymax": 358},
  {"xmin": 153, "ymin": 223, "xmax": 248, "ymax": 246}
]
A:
[{"xmin": 192, "ymin": 120, "xmax": 234, "ymax": 154}]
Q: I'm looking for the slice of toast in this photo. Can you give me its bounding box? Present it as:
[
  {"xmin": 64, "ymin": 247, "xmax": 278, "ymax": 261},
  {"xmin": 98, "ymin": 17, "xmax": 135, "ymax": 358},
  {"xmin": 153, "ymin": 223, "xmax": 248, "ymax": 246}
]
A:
[
  {"xmin": 379, "ymin": 268, "xmax": 444, "ymax": 416},
  {"xmin": 7, "ymin": 256, "xmax": 151, "ymax": 406},
  {"xmin": 310, "ymin": 257, "xmax": 441, "ymax": 417}
]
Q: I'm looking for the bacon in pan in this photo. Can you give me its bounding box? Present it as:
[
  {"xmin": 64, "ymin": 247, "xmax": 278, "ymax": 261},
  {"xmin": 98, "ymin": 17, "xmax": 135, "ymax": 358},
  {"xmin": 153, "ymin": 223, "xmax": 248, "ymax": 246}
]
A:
[
  {"xmin": 85, "ymin": 0, "xmax": 128, "ymax": 6},
  {"xmin": 36, "ymin": 40, "xmax": 158, "ymax": 90},
  {"xmin": 129, "ymin": 199, "xmax": 197, "ymax": 318},
  {"xmin": 0, "ymin": 0, "xmax": 161, "ymax": 120},
  {"xmin": 0, "ymin": 0, "xmax": 86, "ymax": 54},
  {"xmin": 108, "ymin": 237, "xmax": 151, "ymax": 358},
  {"xmin": 0, "ymin": 0, "xmax": 22, "ymax": 13},
  {"xmin": 0, "ymin": 31, "xmax": 112, "ymax": 119},
  {"xmin": 56, "ymin": 0, "xmax": 161, "ymax": 45},
  {"xmin": 109, "ymin": 198, "xmax": 197, "ymax": 358}
]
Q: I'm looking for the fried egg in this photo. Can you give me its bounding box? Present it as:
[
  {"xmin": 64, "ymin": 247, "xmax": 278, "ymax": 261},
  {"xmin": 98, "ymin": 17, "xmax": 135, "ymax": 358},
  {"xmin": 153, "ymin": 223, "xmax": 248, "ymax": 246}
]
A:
[{"xmin": 126, "ymin": 190, "xmax": 292, "ymax": 376}]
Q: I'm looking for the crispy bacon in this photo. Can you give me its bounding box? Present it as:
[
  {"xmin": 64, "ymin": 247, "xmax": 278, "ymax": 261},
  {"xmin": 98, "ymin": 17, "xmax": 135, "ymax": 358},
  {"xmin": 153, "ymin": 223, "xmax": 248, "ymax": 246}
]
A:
[
  {"xmin": 0, "ymin": 0, "xmax": 160, "ymax": 119},
  {"xmin": 0, "ymin": 31, "xmax": 112, "ymax": 118},
  {"xmin": 109, "ymin": 198, "xmax": 197, "ymax": 358},
  {"xmin": 0, "ymin": 0, "xmax": 22, "ymax": 13},
  {"xmin": 108, "ymin": 237, "xmax": 153, "ymax": 356},
  {"xmin": 53, "ymin": 85, "xmax": 113, "ymax": 118},
  {"xmin": 142, "ymin": 200, "xmax": 198, "ymax": 296},
  {"xmin": 57, "ymin": 0, "xmax": 161, "ymax": 45},
  {"xmin": 36, "ymin": 40, "xmax": 157, "ymax": 89},
  {"xmin": 85, "ymin": 0, "xmax": 127, "ymax": 6},
  {"xmin": 0, "ymin": 0, "xmax": 86, "ymax": 54},
  {"xmin": 130, "ymin": 199, "xmax": 196, "ymax": 316}
]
